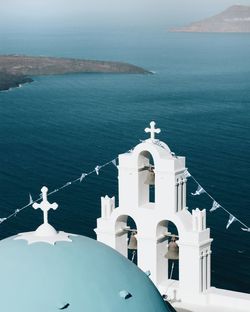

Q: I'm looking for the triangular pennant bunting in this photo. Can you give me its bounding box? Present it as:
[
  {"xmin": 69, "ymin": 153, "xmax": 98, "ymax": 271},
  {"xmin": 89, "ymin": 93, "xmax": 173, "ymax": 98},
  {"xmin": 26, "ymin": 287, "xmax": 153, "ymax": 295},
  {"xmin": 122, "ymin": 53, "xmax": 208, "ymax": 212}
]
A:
[
  {"xmin": 0, "ymin": 218, "xmax": 6, "ymax": 224},
  {"xmin": 111, "ymin": 159, "xmax": 117, "ymax": 167},
  {"xmin": 210, "ymin": 201, "xmax": 221, "ymax": 212},
  {"xmin": 226, "ymin": 214, "xmax": 236, "ymax": 229},
  {"xmin": 191, "ymin": 184, "xmax": 205, "ymax": 196},
  {"xmin": 241, "ymin": 227, "xmax": 250, "ymax": 232},
  {"xmin": 95, "ymin": 166, "xmax": 101, "ymax": 175},
  {"xmin": 80, "ymin": 173, "xmax": 87, "ymax": 182},
  {"xmin": 29, "ymin": 193, "xmax": 34, "ymax": 205}
]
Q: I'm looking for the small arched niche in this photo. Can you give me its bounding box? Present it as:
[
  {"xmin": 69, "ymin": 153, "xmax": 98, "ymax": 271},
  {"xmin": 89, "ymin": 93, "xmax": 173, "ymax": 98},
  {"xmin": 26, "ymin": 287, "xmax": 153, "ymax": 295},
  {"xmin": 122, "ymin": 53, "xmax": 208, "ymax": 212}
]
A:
[
  {"xmin": 115, "ymin": 215, "xmax": 138, "ymax": 264},
  {"xmin": 156, "ymin": 220, "xmax": 179, "ymax": 286},
  {"xmin": 138, "ymin": 151, "xmax": 155, "ymax": 206}
]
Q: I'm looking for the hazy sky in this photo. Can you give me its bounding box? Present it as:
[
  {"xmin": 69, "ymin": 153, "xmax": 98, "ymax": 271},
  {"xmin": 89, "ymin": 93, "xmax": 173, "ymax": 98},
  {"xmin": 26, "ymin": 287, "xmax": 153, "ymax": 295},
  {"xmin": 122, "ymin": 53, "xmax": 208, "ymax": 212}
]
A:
[{"xmin": 1, "ymin": 0, "xmax": 250, "ymax": 30}]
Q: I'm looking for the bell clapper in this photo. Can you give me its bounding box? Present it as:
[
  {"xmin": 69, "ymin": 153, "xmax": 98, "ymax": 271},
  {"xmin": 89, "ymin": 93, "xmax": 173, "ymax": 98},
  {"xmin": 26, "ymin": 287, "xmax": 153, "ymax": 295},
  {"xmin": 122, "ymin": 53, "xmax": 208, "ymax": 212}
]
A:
[
  {"xmin": 131, "ymin": 250, "xmax": 136, "ymax": 263},
  {"xmin": 169, "ymin": 261, "xmax": 175, "ymax": 279},
  {"xmin": 128, "ymin": 231, "xmax": 138, "ymax": 263}
]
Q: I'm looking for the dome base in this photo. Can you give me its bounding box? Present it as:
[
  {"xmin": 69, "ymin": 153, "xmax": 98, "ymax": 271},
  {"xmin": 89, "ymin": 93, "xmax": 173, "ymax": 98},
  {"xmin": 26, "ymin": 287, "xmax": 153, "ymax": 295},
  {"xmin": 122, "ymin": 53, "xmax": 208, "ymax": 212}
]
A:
[{"xmin": 14, "ymin": 230, "xmax": 75, "ymax": 245}]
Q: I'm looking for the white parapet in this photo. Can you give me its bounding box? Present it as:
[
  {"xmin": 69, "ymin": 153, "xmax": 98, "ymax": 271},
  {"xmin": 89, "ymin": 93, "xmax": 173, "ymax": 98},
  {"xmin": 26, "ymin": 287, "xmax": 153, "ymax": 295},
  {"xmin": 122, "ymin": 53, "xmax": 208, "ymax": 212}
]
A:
[
  {"xmin": 207, "ymin": 287, "xmax": 250, "ymax": 311},
  {"xmin": 192, "ymin": 208, "xmax": 206, "ymax": 232},
  {"xmin": 101, "ymin": 195, "xmax": 115, "ymax": 219}
]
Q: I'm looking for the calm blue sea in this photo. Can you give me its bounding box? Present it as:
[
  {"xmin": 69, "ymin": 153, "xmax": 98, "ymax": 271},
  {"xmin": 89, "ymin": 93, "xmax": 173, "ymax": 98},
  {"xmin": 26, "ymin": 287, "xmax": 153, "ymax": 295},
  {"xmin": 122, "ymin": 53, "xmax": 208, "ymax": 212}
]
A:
[{"xmin": 0, "ymin": 29, "xmax": 250, "ymax": 293}]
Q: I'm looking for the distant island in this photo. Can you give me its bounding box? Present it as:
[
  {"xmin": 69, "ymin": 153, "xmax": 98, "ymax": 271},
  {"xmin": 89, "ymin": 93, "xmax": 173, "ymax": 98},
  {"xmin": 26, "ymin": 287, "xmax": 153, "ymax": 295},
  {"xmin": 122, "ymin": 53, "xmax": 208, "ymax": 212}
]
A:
[
  {"xmin": 171, "ymin": 5, "xmax": 250, "ymax": 33},
  {"xmin": 0, "ymin": 55, "xmax": 150, "ymax": 91}
]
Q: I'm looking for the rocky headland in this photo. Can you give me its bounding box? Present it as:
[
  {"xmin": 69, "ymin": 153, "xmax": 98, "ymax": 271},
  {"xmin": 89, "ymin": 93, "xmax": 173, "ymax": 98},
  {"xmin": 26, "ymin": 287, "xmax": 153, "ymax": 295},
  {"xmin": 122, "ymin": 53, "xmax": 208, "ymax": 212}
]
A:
[
  {"xmin": 0, "ymin": 55, "xmax": 150, "ymax": 91},
  {"xmin": 171, "ymin": 5, "xmax": 250, "ymax": 33}
]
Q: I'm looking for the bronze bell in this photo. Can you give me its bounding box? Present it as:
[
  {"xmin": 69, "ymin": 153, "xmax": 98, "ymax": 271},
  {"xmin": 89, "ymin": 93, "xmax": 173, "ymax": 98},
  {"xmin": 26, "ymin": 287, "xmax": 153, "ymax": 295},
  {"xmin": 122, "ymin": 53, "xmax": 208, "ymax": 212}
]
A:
[
  {"xmin": 128, "ymin": 231, "xmax": 137, "ymax": 250},
  {"xmin": 145, "ymin": 167, "xmax": 155, "ymax": 185},
  {"xmin": 165, "ymin": 238, "xmax": 179, "ymax": 260}
]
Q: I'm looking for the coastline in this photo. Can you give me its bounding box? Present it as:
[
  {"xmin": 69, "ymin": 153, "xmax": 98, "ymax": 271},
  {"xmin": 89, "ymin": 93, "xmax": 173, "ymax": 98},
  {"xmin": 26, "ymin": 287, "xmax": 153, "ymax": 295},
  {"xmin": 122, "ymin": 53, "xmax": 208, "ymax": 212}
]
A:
[
  {"xmin": 0, "ymin": 73, "xmax": 33, "ymax": 92},
  {"xmin": 0, "ymin": 55, "xmax": 150, "ymax": 92}
]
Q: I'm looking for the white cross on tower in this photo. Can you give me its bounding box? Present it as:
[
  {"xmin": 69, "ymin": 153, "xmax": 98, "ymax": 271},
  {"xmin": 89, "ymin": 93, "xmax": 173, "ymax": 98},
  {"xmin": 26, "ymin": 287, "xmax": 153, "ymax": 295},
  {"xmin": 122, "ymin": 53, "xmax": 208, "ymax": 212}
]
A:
[
  {"xmin": 33, "ymin": 186, "xmax": 58, "ymax": 225},
  {"xmin": 145, "ymin": 121, "xmax": 161, "ymax": 141}
]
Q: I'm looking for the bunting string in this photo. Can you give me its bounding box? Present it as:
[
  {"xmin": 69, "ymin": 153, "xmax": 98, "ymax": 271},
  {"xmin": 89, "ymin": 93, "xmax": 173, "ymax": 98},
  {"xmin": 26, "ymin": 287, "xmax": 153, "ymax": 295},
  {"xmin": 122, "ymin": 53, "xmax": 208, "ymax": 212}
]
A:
[
  {"xmin": 0, "ymin": 155, "xmax": 120, "ymax": 225},
  {"xmin": 187, "ymin": 171, "xmax": 250, "ymax": 231},
  {"xmin": 0, "ymin": 144, "xmax": 249, "ymax": 234}
]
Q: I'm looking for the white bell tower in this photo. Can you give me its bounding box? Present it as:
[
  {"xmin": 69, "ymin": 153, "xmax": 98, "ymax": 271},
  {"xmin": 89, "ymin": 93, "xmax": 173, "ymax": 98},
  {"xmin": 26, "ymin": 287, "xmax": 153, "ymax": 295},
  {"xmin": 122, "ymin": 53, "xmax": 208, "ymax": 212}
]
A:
[{"xmin": 95, "ymin": 122, "xmax": 213, "ymax": 304}]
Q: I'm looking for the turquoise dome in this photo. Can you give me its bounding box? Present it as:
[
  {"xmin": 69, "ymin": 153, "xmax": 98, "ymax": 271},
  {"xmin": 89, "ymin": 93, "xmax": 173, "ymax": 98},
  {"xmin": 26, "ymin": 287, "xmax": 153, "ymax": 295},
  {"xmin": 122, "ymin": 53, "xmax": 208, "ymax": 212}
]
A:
[{"xmin": 0, "ymin": 234, "xmax": 172, "ymax": 312}]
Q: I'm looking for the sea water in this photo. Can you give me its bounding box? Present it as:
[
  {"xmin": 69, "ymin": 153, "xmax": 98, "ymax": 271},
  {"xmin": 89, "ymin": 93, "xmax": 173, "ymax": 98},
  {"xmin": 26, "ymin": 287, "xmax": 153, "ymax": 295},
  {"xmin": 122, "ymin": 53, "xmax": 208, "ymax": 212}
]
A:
[{"xmin": 0, "ymin": 28, "xmax": 249, "ymax": 293}]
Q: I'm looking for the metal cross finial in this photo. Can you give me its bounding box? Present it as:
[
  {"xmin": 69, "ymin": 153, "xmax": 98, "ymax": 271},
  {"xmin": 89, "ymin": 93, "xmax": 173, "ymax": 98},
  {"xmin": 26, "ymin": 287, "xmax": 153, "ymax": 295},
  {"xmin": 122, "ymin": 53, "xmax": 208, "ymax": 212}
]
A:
[
  {"xmin": 33, "ymin": 186, "xmax": 58, "ymax": 225},
  {"xmin": 145, "ymin": 121, "xmax": 161, "ymax": 141}
]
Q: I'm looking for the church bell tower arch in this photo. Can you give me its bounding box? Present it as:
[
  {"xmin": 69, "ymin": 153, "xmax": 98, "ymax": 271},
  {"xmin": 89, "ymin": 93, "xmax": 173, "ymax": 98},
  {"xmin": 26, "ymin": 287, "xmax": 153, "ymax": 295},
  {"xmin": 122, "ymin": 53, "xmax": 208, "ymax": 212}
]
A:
[{"xmin": 137, "ymin": 150, "xmax": 156, "ymax": 205}]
